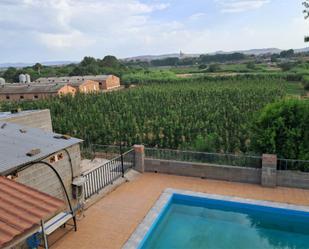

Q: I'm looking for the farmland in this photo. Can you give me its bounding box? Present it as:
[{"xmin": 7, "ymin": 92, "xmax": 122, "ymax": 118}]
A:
[{"xmin": 1, "ymin": 77, "xmax": 285, "ymax": 154}]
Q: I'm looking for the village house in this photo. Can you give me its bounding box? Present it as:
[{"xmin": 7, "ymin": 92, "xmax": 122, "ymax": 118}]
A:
[
  {"xmin": 35, "ymin": 74, "xmax": 121, "ymax": 90},
  {"xmin": 89, "ymin": 75, "xmax": 121, "ymax": 90},
  {"xmin": 0, "ymin": 120, "xmax": 83, "ymax": 248},
  {"xmin": 0, "ymin": 83, "xmax": 76, "ymax": 101},
  {"xmin": 69, "ymin": 79, "xmax": 100, "ymax": 93}
]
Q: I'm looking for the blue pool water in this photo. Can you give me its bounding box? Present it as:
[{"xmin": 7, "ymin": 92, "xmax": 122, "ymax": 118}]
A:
[{"xmin": 139, "ymin": 194, "xmax": 309, "ymax": 249}]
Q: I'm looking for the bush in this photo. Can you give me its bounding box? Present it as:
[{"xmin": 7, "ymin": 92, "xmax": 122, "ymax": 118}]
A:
[
  {"xmin": 302, "ymin": 76, "xmax": 309, "ymax": 91},
  {"xmin": 246, "ymin": 62, "xmax": 256, "ymax": 70},
  {"xmin": 251, "ymin": 99, "xmax": 309, "ymax": 161},
  {"xmin": 278, "ymin": 62, "xmax": 297, "ymax": 72},
  {"xmin": 207, "ymin": 64, "xmax": 221, "ymax": 72}
]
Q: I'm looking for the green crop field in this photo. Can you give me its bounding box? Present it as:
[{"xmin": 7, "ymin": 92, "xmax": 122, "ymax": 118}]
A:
[{"xmin": 1, "ymin": 77, "xmax": 286, "ymax": 154}]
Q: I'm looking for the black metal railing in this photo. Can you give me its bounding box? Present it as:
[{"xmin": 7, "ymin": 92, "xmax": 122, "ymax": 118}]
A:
[
  {"xmin": 82, "ymin": 149, "xmax": 134, "ymax": 200},
  {"xmin": 145, "ymin": 148, "xmax": 262, "ymax": 168},
  {"xmin": 81, "ymin": 144, "xmax": 132, "ymax": 160},
  {"xmin": 277, "ymin": 158, "xmax": 309, "ymax": 172}
]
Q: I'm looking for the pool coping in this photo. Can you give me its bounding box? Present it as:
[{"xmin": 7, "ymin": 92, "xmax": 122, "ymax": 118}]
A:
[{"xmin": 122, "ymin": 188, "xmax": 309, "ymax": 249}]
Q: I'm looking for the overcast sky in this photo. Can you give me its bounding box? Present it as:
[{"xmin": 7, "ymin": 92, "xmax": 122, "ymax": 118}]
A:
[{"xmin": 0, "ymin": 0, "xmax": 308, "ymax": 63}]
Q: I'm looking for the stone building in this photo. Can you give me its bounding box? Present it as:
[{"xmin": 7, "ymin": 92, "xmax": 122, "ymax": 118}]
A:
[
  {"xmin": 0, "ymin": 109, "xmax": 53, "ymax": 132},
  {"xmin": 0, "ymin": 83, "xmax": 76, "ymax": 101},
  {"xmin": 94, "ymin": 75, "xmax": 120, "ymax": 90},
  {"xmin": 70, "ymin": 79, "xmax": 100, "ymax": 93},
  {"xmin": 0, "ymin": 120, "xmax": 83, "ymax": 248},
  {"xmin": 35, "ymin": 74, "xmax": 121, "ymax": 90},
  {"xmin": 0, "ymin": 121, "xmax": 82, "ymax": 204}
]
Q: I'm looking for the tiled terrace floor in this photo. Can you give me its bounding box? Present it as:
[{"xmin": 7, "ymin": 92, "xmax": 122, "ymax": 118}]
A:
[{"xmin": 54, "ymin": 172, "xmax": 309, "ymax": 249}]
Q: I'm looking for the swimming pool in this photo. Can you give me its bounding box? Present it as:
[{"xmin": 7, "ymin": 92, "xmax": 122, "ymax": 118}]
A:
[{"xmin": 123, "ymin": 189, "xmax": 309, "ymax": 249}]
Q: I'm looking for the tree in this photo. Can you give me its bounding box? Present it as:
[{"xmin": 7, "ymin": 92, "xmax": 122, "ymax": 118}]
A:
[
  {"xmin": 271, "ymin": 54, "xmax": 279, "ymax": 63},
  {"xmin": 100, "ymin": 55, "xmax": 120, "ymax": 68},
  {"xmin": 80, "ymin": 56, "xmax": 97, "ymax": 67},
  {"xmin": 198, "ymin": 64, "xmax": 207, "ymax": 70},
  {"xmin": 33, "ymin": 63, "xmax": 43, "ymax": 75},
  {"xmin": 246, "ymin": 62, "xmax": 256, "ymax": 70},
  {"xmin": 207, "ymin": 64, "xmax": 221, "ymax": 72},
  {"xmin": 280, "ymin": 49, "xmax": 294, "ymax": 58},
  {"xmin": 251, "ymin": 99, "xmax": 309, "ymax": 160},
  {"xmin": 303, "ymin": 1, "xmax": 309, "ymax": 41},
  {"xmin": 278, "ymin": 62, "xmax": 297, "ymax": 71},
  {"xmin": 3, "ymin": 67, "xmax": 18, "ymax": 82}
]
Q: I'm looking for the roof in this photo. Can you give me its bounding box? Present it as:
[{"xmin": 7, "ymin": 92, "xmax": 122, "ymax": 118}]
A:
[
  {"xmin": 35, "ymin": 75, "xmax": 112, "ymax": 84},
  {"xmin": 0, "ymin": 110, "xmax": 39, "ymax": 120},
  {"xmin": 69, "ymin": 79, "xmax": 99, "ymax": 88},
  {"xmin": 0, "ymin": 122, "xmax": 82, "ymax": 175},
  {"xmin": 0, "ymin": 176, "xmax": 64, "ymax": 248},
  {"xmin": 0, "ymin": 84, "xmax": 68, "ymax": 95}
]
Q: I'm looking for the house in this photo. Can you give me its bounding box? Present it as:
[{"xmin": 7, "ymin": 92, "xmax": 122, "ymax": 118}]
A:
[
  {"xmin": 0, "ymin": 121, "xmax": 83, "ymax": 248},
  {"xmin": 0, "ymin": 83, "xmax": 76, "ymax": 101},
  {"xmin": 69, "ymin": 79, "xmax": 100, "ymax": 93},
  {"xmin": 0, "ymin": 122, "xmax": 82, "ymax": 201},
  {"xmin": 89, "ymin": 75, "xmax": 120, "ymax": 90},
  {"xmin": 35, "ymin": 74, "xmax": 121, "ymax": 90}
]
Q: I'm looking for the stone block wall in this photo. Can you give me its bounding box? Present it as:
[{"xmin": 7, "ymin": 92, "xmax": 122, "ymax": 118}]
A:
[
  {"xmin": 261, "ymin": 154, "xmax": 277, "ymax": 187},
  {"xmin": 145, "ymin": 158, "xmax": 261, "ymax": 184},
  {"xmin": 0, "ymin": 109, "xmax": 53, "ymax": 132},
  {"xmin": 15, "ymin": 144, "xmax": 81, "ymax": 207},
  {"xmin": 277, "ymin": 170, "xmax": 309, "ymax": 189}
]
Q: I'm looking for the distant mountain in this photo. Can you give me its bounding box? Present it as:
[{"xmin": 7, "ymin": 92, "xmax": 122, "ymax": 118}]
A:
[
  {"xmin": 0, "ymin": 61, "xmax": 77, "ymax": 69},
  {"xmin": 294, "ymin": 47, "xmax": 309, "ymax": 53},
  {"xmin": 216, "ymin": 48, "xmax": 282, "ymax": 55},
  {"xmin": 122, "ymin": 53, "xmax": 199, "ymax": 62},
  {"xmin": 123, "ymin": 47, "xmax": 309, "ymax": 62}
]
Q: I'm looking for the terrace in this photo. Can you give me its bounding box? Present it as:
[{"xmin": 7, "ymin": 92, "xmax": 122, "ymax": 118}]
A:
[{"xmin": 50, "ymin": 145, "xmax": 309, "ymax": 249}]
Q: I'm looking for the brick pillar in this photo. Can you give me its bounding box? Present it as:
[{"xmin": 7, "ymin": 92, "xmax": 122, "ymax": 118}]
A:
[
  {"xmin": 134, "ymin": 145, "xmax": 145, "ymax": 173},
  {"xmin": 261, "ymin": 154, "xmax": 277, "ymax": 187}
]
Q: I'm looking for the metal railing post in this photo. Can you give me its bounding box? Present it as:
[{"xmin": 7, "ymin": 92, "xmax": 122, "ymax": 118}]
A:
[{"xmin": 120, "ymin": 143, "xmax": 124, "ymax": 177}]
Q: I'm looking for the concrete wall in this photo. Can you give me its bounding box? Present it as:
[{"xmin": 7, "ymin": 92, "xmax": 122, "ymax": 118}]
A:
[
  {"xmin": 143, "ymin": 157, "xmax": 309, "ymax": 189},
  {"xmin": 277, "ymin": 170, "xmax": 309, "ymax": 189},
  {"xmin": 0, "ymin": 109, "xmax": 53, "ymax": 132},
  {"xmin": 15, "ymin": 144, "xmax": 81, "ymax": 207},
  {"xmin": 145, "ymin": 158, "xmax": 261, "ymax": 184}
]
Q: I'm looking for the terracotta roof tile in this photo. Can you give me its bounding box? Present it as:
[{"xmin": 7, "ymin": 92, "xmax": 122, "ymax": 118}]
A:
[{"xmin": 0, "ymin": 176, "xmax": 65, "ymax": 248}]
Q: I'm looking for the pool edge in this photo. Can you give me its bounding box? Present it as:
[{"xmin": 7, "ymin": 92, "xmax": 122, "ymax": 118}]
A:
[{"xmin": 122, "ymin": 188, "xmax": 309, "ymax": 249}]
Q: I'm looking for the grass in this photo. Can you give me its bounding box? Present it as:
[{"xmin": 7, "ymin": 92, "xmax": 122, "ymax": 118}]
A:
[{"xmin": 285, "ymin": 81, "xmax": 306, "ymax": 96}]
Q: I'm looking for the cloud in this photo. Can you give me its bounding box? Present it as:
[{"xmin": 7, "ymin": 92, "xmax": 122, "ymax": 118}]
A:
[
  {"xmin": 0, "ymin": 0, "xmax": 170, "ymax": 50},
  {"xmin": 216, "ymin": 0, "xmax": 270, "ymax": 13},
  {"xmin": 0, "ymin": 0, "xmax": 305, "ymax": 63},
  {"xmin": 37, "ymin": 31, "xmax": 95, "ymax": 49},
  {"xmin": 189, "ymin": 12, "xmax": 207, "ymax": 21}
]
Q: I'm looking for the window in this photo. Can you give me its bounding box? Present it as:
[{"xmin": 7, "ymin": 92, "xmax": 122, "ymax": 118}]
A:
[
  {"xmin": 20, "ymin": 95, "xmax": 24, "ymax": 99},
  {"xmin": 6, "ymin": 96, "xmax": 10, "ymax": 100},
  {"xmin": 57, "ymin": 153, "xmax": 64, "ymax": 160},
  {"xmin": 6, "ymin": 173, "xmax": 18, "ymax": 180},
  {"xmin": 49, "ymin": 155, "xmax": 56, "ymax": 163},
  {"xmin": 34, "ymin": 95, "xmax": 38, "ymax": 99}
]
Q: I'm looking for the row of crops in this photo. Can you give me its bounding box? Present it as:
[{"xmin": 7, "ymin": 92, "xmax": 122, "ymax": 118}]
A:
[{"xmin": 0, "ymin": 78, "xmax": 285, "ymax": 153}]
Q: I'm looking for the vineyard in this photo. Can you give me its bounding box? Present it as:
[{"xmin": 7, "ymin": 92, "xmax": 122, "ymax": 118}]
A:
[{"xmin": 0, "ymin": 78, "xmax": 286, "ymax": 154}]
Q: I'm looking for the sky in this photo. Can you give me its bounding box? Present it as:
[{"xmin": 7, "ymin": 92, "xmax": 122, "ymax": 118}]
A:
[{"xmin": 0, "ymin": 0, "xmax": 308, "ymax": 63}]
